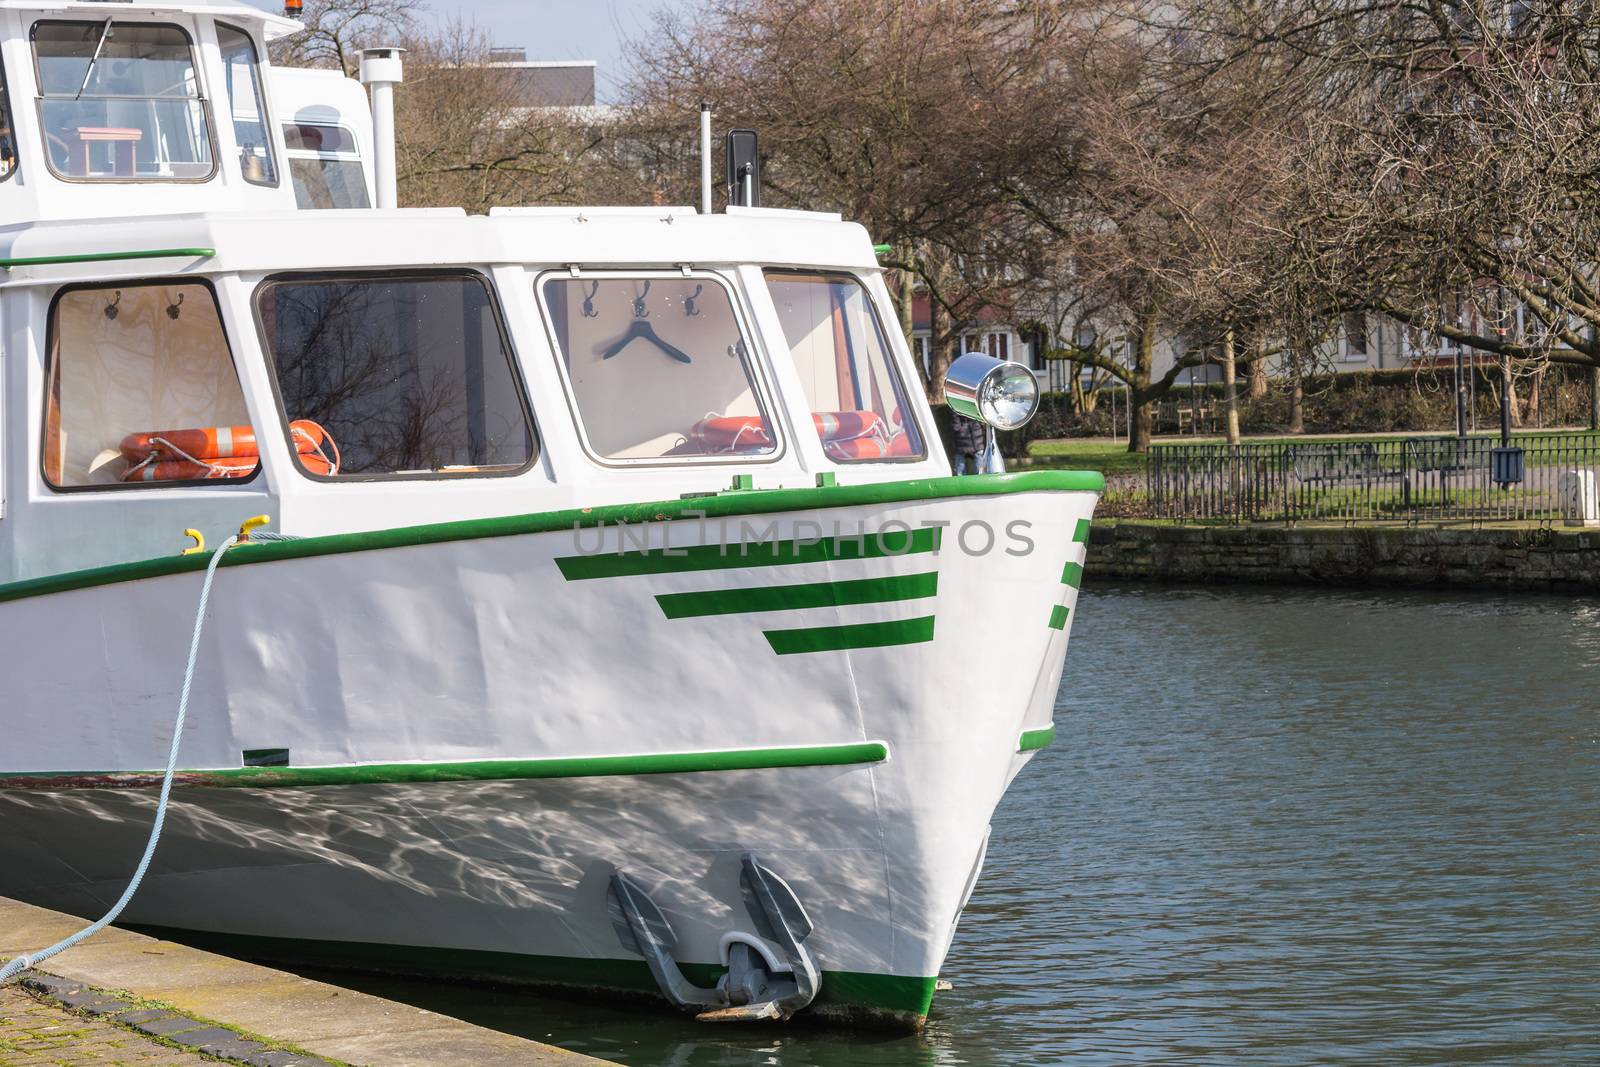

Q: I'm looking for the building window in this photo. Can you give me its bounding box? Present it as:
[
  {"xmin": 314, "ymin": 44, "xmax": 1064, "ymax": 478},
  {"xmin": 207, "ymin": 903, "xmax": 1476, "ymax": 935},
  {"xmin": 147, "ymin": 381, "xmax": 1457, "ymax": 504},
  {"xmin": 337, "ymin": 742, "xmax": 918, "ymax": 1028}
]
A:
[
  {"xmin": 540, "ymin": 274, "xmax": 778, "ymax": 462},
  {"xmin": 218, "ymin": 24, "xmax": 275, "ymax": 186},
  {"xmin": 763, "ymin": 271, "xmax": 925, "ymax": 462},
  {"xmin": 283, "ymin": 122, "xmax": 369, "ymax": 208},
  {"xmin": 1342, "ymin": 312, "xmax": 1368, "ymax": 362},
  {"xmin": 44, "ymin": 282, "xmax": 255, "ymax": 488},
  {"xmin": 33, "ymin": 20, "xmax": 214, "ymax": 181},
  {"xmin": 257, "ymin": 272, "xmax": 536, "ymax": 478}
]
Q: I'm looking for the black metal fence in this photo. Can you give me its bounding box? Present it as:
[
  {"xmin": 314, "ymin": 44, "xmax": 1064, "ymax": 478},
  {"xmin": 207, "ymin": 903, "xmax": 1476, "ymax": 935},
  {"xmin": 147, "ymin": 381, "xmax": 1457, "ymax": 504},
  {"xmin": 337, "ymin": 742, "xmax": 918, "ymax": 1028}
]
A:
[{"xmin": 1146, "ymin": 434, "xmax": 1600, "ymax": 524}]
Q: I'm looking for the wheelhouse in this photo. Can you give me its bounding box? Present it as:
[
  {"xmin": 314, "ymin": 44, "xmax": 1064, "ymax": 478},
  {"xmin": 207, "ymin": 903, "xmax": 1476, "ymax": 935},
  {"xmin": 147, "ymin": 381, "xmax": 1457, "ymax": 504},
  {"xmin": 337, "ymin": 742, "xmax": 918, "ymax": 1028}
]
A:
[{"xmin": 0, "ymin": 207, "xmax": 946, "ymax": 583}]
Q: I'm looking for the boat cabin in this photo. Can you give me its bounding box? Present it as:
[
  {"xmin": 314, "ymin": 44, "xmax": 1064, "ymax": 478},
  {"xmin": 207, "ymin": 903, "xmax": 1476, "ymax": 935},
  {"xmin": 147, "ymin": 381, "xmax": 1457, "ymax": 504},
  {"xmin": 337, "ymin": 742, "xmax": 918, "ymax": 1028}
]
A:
[{"xmin": 0, "ymin": 1, "xmax": 948, "ymax": 585}]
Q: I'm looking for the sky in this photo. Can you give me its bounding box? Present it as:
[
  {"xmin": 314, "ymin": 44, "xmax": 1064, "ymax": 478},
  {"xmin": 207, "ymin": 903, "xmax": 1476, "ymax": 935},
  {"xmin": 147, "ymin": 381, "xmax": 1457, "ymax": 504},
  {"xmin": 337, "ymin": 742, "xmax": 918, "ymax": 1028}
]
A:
[{"xmin": 249, "ymin": 1, "xmax": 691, "ymax": 102}]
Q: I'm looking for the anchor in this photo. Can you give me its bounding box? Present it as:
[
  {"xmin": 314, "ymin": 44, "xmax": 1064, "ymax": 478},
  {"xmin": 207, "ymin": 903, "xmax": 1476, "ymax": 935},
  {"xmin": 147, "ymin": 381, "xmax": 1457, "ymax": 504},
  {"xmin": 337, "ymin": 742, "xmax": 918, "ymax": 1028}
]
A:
[{"xmin": 607, "ymin": 853, "xmax": 820, "ymax": 1022}]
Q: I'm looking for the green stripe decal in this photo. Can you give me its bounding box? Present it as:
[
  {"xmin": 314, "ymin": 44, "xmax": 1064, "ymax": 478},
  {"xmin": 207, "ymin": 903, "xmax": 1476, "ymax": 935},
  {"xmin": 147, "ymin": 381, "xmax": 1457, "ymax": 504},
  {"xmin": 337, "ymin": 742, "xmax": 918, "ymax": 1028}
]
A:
[
  {"xmin": 1019, "ymin": 725, "xmax": 1056, "ymax": 751},
  {"xmin": 1061, "ymin": 561, "xmax": 1083, "ymax": 588},
  {"xmin": 1047, "ymin": 604, "xmax": 1069, "ymax": 630},
  {"xmin": 1073, "ymin": 518, "xmax": 1092, "ymax": 543},
  {"xmin": 558, "ymin": 526, "xmax": 940, "ymax": 580},
  {"xmin": 0, "ymin": 471, "xmax": 1103, "ymax": 606},
  {"xmin": 0, "ymin": 247, "xmax": 216, "ymax": 269},
  {"xmin": 0, "ymin": 742, "xmax": 889, "ymax": 790},
  {"xmin": 764, "ymin": 615, "xmax": 934, "ymax": 655},
  {"xmin": 657, "ymin": 571, "xmax": 938, "ymax": 619}
]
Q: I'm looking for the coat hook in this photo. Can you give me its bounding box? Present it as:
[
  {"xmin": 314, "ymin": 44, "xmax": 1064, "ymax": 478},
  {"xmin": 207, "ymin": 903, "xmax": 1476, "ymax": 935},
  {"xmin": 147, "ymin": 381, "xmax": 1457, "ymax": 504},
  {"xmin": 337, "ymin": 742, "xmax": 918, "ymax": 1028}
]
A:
[
  {"xmin": 581, "ymin": 280, "xmax": 599, "ymax": 318},
  {"xmin": 632, "ymin": 280, "xmax": 651, "ymax": 319},
  {"xmin": 166, "ymin": 292, "xmax": 184, "ymax": 320},
  {"xmin": 684, "ymin": 284, "xmax": 703, "ymax": 317},
  {"xmin": 104, "ymin": 291, "xmax": 121, "ymax": 321}
]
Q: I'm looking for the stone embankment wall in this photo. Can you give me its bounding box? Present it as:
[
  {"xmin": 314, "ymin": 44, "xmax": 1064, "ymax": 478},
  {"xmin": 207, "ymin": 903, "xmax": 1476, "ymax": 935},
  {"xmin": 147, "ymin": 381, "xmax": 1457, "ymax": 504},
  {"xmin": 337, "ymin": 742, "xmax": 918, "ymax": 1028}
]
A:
[{"xmin": 1086, "ymin": 521, "xmax": 1600, "ymax": 592}]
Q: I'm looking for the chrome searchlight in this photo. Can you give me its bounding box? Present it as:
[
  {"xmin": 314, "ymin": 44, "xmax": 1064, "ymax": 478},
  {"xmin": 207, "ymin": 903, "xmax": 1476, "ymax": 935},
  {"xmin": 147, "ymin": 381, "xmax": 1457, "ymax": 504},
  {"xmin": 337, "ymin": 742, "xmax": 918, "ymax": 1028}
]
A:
[{"xmin": 944, "ymin": 352, "xmax": 1040, "ymax": 430}]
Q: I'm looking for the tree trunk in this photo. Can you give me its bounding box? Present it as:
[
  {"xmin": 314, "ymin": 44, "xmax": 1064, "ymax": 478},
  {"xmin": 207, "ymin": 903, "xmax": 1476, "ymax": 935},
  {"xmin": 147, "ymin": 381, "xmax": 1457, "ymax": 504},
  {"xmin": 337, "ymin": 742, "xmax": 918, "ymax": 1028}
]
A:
[
  {"xmin": 928, "ymin": 290, "xmax": 955, "ymax": 405},
  {"xmin": 1591, "ymin": 366, "xmax": 1599, "ymax": 431},
  {"xmin": 1247, "ymin": 342, "xmax": 1269, "ymax": 399},
  {"xmin": 897, "ymin": 253, "xmax": 916, "ymax": 350},
  {"xmin": 1127, "ymin": 315, "xmax": 1156, "ymax": 453},
  {"xmin": 1221, "ymin": 328, "xmax": 1240, "ymax": 445},
  {"xmin": 1288, "ymin": 351, "xmax": 1305, "ymax": 434},
  {"xmin": 1502, "ymin": 353, "xmax": 1522, "ymax": 428}
]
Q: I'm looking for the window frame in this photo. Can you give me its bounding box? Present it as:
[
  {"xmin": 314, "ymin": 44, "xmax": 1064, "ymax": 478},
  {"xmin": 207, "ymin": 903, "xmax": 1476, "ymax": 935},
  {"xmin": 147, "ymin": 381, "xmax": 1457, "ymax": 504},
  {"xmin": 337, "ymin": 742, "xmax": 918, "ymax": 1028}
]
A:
[
  {"xmin": 40, "ymin": 276, "xmax": 261, "ymax": 493},
  {"xmin": 216, "ymin": 21, "xmax": 278, "ymax": 189},
  {"xmin": 761, "ymin": 267, "xmax": 930, "ymax": 464},
  {"xmin": 252, "ymin": 268, "xmax": 541, "ymax": 484},
  {"xmin": 533, "ymin": 268, "xmax": 788, "ymax": 469},
  {"xmin": 30, "ymin": 18, "xmax": 219, "ymax": 185}
]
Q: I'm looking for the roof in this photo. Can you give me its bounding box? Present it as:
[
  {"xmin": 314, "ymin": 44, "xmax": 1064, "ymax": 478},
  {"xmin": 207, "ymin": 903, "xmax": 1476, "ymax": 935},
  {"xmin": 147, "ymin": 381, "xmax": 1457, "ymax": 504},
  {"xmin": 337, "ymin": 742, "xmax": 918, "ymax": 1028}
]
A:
[{"xmin": 0, "ymin": 0, "xmax": 304, "ymax": 40}]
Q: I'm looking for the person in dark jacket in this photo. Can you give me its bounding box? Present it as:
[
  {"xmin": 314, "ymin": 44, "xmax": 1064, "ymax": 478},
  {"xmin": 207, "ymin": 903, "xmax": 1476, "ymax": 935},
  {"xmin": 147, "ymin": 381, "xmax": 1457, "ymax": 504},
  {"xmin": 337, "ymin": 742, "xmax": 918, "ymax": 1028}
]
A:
[{"xmin": 951, "ymin": 414, "xmax": 989, "ymax": 474}]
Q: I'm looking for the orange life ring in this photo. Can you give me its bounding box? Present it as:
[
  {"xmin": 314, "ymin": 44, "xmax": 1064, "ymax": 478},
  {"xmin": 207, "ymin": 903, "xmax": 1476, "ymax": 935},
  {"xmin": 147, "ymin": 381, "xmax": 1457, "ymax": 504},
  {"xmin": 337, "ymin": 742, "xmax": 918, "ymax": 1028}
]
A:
[
  {"xmin": 121, "ymin": 453, "xmax": 333, "ymax": 483},
  {"xmin": 120, "ymin": 420, "xmax": 329, "ymax": 464},
  {"xmin": 690, "ymin": 415, "xmax": 774, "ymax": 452}
]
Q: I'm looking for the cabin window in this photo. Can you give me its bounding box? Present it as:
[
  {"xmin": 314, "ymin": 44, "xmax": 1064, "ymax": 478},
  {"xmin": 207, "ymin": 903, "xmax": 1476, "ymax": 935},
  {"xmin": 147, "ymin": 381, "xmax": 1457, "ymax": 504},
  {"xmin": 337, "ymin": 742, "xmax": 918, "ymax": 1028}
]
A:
[
  {"xmin": 33, "ymin": 20, "xmax": 213, "ymax": 182},
  {"xmin": 257, "ymin": 272, "xmax": 536, "ymax": 479},
  {"xmin": 43, "ymin": 282, "xmax": 256, "ymax": 489},
  {"xmin": 218, "ymin": 24, "xmax": 275, "ymax": 187},
  {"xmin": 539, "ymin": 275, "xmax": 777, "ymax": 462},
  {"xmin": 282, "ymin": 122, "xmax": 369, "ymax": 208},
  {"xmin": 762, "ymin": 271, "xmax": 926, "ymax": 462},
  {"xmin": 0, "ymin": 52, "xmax": 17, "ymax": 181}
]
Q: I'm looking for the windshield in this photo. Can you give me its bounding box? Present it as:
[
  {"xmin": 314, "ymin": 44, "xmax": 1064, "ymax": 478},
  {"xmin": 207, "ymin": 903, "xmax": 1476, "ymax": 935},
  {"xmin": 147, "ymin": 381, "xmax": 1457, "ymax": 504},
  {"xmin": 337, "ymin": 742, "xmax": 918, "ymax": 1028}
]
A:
[
  {"xmin": 218, "ymin": 24, "xmax": 275, "ymax": 186},
  {"xmin": 763, "ymin": 271, "xmax": 925, "ymax": 461},
  {"xmin": 540, "ymin": 275, "xmax": 777, "ymax": 462},
  {"xmin": 33, "ymin": 20, "xmax": 213, "ymax": 181}
]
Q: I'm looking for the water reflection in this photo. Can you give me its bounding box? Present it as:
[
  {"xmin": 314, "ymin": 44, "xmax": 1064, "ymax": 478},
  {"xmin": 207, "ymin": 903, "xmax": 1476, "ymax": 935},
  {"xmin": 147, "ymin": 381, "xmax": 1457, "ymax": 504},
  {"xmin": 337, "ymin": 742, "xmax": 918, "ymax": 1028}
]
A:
[{"xmin": 299, "ymin": 585, "xmax": 1600, "ymax": 1065}]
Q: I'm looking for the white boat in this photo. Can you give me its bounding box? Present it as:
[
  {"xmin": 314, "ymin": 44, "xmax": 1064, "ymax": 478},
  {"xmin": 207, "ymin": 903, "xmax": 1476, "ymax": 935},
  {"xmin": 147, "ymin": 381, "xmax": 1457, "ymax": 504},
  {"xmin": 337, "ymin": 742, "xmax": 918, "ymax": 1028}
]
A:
[{"xmin": 0, "ymin": 0, "xmax": 1101, "ymax": 1030}]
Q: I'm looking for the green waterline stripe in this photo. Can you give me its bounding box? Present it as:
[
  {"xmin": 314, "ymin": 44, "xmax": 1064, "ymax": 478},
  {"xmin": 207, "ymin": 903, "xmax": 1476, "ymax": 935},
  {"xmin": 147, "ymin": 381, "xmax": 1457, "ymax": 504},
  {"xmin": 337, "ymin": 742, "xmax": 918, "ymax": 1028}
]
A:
[
  {"xmin": 764, "ymin": 615, "xmax": 934, "ymax": 655},
  {"xmin": 1061, "ymin": 561, "xmax": 1084, "ymax": 588},
  {"xmin": 1047, "ymin": 604, "xmax": 1069, "ymax": 630},
  {"xmin": 1018, "ymin": 725, "xmax": 1056, "ymax": 751},
  {"xmin": 0, "ymin": 741, "xmax": 890, "ymax": 790},
  {"xmin": 1073, "ymin": 518, "xmax": 1092, "ymax": 543},
  {"xmin": 0, "ymin": 471, "xmax": 1103, "ymax": 607},
  {"xmin": 558, "ymin": 526, "xmax": 939, "ymax": 581},
  {"xmin": 657, "ymin": 571, "xmax": 938, "ymax": 619},
  {"xmin": 0, "ymin": 247, "xmax": 216, "ymax": 269},
  {"xmin": 124, "ymin": 927, "xmax": 940, "ymax": 1023}
]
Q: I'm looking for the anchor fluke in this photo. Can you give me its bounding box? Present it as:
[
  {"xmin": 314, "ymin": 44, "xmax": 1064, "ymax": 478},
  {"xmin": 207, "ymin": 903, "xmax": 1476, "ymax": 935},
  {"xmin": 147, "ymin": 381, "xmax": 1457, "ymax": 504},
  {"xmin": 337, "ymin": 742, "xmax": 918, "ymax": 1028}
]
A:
[{"xmin": 607, "ymin": 854, "xmax": 822, "ymax": 1022}]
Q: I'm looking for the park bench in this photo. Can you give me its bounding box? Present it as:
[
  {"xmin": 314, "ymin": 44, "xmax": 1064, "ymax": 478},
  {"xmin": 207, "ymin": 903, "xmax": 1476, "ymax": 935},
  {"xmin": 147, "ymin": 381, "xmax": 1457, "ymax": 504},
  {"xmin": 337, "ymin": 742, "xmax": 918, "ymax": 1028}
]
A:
[{"xmin": 1284, "ymin": 442, "xmax": 1384, "ymax": 484}]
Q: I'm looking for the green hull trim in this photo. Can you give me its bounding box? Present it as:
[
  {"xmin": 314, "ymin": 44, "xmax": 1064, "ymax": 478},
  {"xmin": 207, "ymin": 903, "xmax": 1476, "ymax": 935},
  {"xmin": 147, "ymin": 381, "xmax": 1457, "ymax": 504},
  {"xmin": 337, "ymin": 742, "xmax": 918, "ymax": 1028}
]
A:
[
  {"xmin": 0, "ymin": 470, "xmax": 1102, "ymax": 606},
  {"xmin": 0, "ymin": 741, "xmax": 889, "ymax": 790},
  {"xmin": 1061, "ymin": 561, "xmax": 1084, "ymax": 588},
  {"xmin": 1018, "ymin": 725, "xmax": 1056, "ymax": 751},
  {"xmin": 1047, "ymin": 604, "xmax": 1069, "ymax": 630},
  {"xmin": 0, "ymin": 247, "xmax": 216, "ymax": 269},
  {"xmin": 1073, "ymin": 518, "xmax": 1092, "ymax": 543},
  {"xmin": 657, "ymin": 570, "xmax": 938, "ymax": 619},
  {"xmin": 129, "ymin": 926, "xmax": 939, "ymax": 1029},
  {"xmin": 765, "ymin": 615, "xmax": 935, "ymax": 655}
]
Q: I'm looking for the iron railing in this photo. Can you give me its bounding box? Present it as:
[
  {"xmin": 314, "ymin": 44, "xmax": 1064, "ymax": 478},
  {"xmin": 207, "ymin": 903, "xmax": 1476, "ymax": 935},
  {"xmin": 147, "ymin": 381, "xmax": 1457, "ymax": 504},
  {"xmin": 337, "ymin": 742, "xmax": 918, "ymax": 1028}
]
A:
[{"xmin": 1145, "ymin": 434, "xmax": 1600, "ymax": 524}]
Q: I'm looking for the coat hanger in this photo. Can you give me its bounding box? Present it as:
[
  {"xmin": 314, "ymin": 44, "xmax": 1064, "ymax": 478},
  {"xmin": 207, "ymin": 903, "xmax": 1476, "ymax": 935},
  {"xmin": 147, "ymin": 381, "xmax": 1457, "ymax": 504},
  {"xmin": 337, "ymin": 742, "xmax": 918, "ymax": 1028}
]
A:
[
  {"xmin": 600, "ymin": 281, "xmax": 693, "ymax": 363},
  {"xmin": 601, "ymin": 320, "xmax": 693, "ymax": 364}
]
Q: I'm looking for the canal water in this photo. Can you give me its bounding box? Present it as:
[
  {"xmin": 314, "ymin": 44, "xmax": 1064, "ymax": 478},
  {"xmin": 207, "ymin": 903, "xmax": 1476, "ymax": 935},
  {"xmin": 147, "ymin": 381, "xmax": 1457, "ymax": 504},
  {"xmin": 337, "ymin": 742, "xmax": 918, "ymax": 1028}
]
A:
[{"xmin": 320, "ymin": 585, "xmax": 1600, "ymax": 1065}]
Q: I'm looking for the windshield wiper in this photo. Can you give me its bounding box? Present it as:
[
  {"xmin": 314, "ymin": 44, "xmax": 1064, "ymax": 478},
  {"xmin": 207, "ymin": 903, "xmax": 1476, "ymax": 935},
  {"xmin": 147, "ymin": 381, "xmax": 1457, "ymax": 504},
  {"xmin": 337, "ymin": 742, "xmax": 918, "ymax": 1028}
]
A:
[{"xmin": 75, "ymin": 18, "xmax": 113, "ymax": 101}]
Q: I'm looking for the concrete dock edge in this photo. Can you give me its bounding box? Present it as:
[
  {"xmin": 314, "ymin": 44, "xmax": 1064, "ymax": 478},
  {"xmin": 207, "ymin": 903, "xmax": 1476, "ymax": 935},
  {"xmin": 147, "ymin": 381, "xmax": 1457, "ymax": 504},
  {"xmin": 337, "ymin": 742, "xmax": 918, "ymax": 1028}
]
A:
[{"xmin": 0, "ymin": 896, "xmax": 612, "ymax": 1066}]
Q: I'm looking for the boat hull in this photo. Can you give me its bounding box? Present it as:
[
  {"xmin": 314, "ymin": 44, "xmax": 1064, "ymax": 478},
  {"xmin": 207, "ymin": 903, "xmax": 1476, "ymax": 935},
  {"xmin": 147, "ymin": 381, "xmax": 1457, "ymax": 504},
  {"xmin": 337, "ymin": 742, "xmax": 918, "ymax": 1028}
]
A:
[{"xmin": 0, "ymin": 474, "xmax": 1097, "ymax": 1028}]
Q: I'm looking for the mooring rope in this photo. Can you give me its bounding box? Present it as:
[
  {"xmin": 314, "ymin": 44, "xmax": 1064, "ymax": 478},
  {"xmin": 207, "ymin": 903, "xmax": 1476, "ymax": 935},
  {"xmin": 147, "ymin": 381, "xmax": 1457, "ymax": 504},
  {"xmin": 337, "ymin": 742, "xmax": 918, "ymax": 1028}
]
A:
[{"xmin": 0, "ymin": 532, "xmax": 244, "ymax": 984}]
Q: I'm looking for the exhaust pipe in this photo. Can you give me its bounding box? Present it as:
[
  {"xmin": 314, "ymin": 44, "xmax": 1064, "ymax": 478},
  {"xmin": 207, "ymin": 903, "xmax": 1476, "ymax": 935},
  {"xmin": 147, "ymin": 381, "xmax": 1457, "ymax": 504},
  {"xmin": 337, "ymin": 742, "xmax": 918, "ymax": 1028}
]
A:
[
  {"xmin": 700, "ymin": 102, "xmax": 712, "ymax": 214},
  {"xmin": 359, "ymin": 47, "xmax": 405, "ymax": 209}
]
